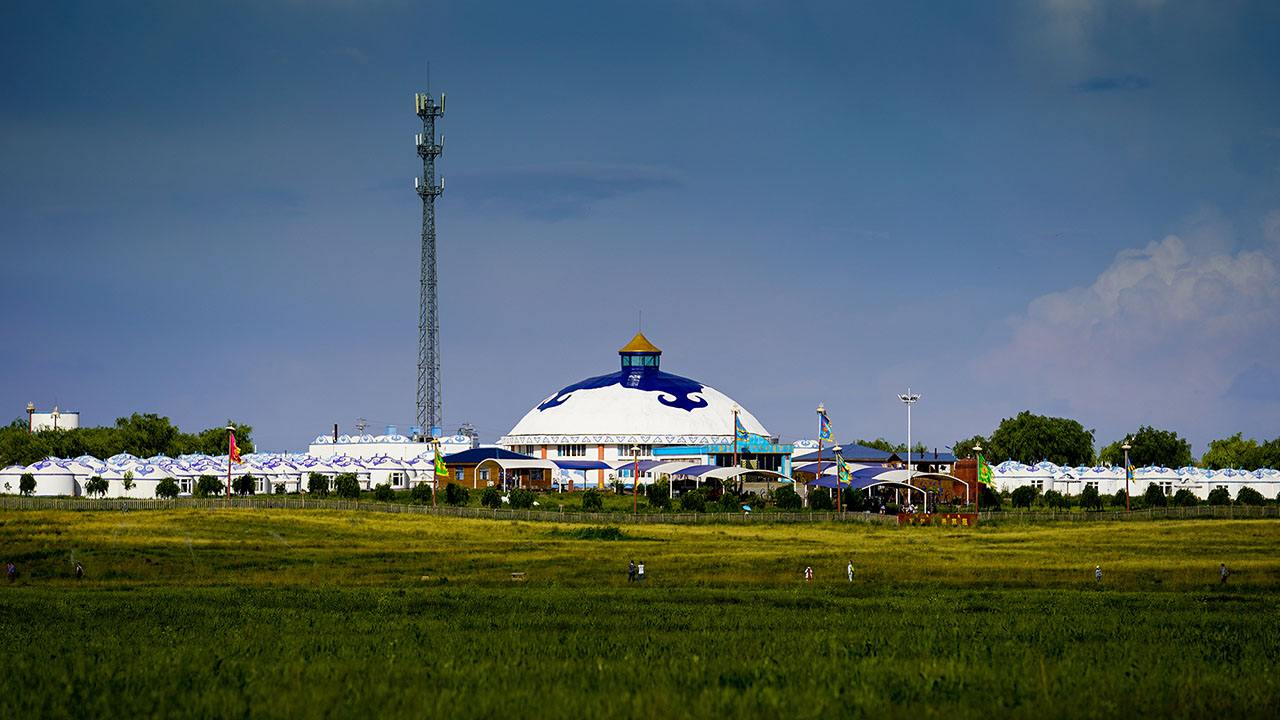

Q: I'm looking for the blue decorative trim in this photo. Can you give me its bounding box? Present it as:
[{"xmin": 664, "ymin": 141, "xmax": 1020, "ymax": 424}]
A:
[{"xmin": 536, "ymin": 368, "xmax": 709, "ymax": 413}]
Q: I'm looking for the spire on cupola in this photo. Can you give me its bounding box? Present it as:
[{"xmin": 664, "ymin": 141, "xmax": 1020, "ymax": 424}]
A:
[{"xmin": 619, "ymin": 332, "xmax": 661, "ymax": 370}]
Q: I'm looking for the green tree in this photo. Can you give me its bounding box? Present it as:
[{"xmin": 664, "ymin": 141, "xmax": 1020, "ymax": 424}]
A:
[
  {"xmin": 1143, "ymin": 483, "xmax": 1168, "ymax": 508},
  {"xmin": 19, "ymin": 472, "xmax": 36, "ymax": 496},
  {"xmin": 987, "ymin": 411, "xmax": 1095, "ymax": 466},
  {"xmin": 680, "ymin": 488, "xmax": 707, "ymax": 512},
  {"xmin": 1172, "ymin": 489, "xmax": 1199, "ymax": 507},
  {"xmin": 717, "ymin": 489, "xmax": 741, "ymax": 512},
  {"xmin": 479, "ymin": 486, "xmax": 502, "ymax": 509},
  {"xmin": 234, "ymin": 474, "xmax": 256, "ymax": 496},
  {"xmin": 1080, "ymin": 484, "xmax": 1102, "ymax": 511},
  {"xmin": 1010, "ymin": 486, "xmax": 1037, "ymax": 509},
  {"xmin": 808, "ymin": 490, "xmax": 834, "ymax": 511},
  {"xmin": 773, "ymin": 486, "xmax": 802, "ymax": 510},
  {"xmin": 1042, "ymin": 490, "xmax": 1069, "ymax": 509},
  {"xmin": 509, "ymin": 488, "xmax": 535, "ymax": 509},
  {"xmin": 409, "ymin": 482, "xmax": 434, "ymax": 505},
  {"xmin": 307, "ymin": 473, "xmax": 330, "ymax": 496},
  {"xmin": 1206, "ymin": 487, "xmax": 1232, "ymax": 506},
  {"xmin": 978, "ymin": 485, "xmax": 1002, "ymax": 510},
  {"xmin": 950, "ymin": 435, "xmax": 990, "ymax": 459},
  {"xmin": 644, "ymin": 481, "xmax": 671, "ymax": 510},
  {"xmin": 195, "ymin": 475, "xmax": 224, "ymax": 497},
  {"xmin": 372, "ymin": 483, "xmax": 395, "ymax": 502},
  {"xmin": 1098, "ymin": 426, "xmax": 1193, "ymax": 468},
  {"xmin": 156, "ymin": 477, "xmax": 180, "ymax": 499},
  {"xmin": 443, "ymin": 482, "xmax": 470, "ymax": 506},
  {"xmin": 1110, "ymin": 489, "xmax": 1129, "ymax": 508},
  {"xmin": 121, "ymin": 470, "xmax": 135, "ymax": 498},
  {"xmin": 334, "ymin": 473, "xmax": 360, "ymax": 499},
  {"xmin": 580, "ymin": 488, "xmax": 603, "ymax": 511},
  {"xmin": 85, "ymin": 476, "xmax": 109, "ymax": 497},
  {"xmin": 854, "ymin": 438, "xmax": 928, "ymax": 455},
  {"xmin": 1201, "ymin": 433, "xmax": 1266, "ymax": 470},
  {"xmin": 1236, "ymin": 486, "xmax": 1265, "ymax": 506}
]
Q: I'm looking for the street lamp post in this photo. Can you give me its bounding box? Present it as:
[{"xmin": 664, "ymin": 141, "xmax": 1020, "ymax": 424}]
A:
[
  {"xmin": 898, "ymin": 389, "xmax": 920, "ymax": 509},
  {"xmin": 631, "ymin": 445, "xmax": 641, "ymax": 514},
  {"xmin": 226, "ymin": 425, "xmax": 236, "ymax": 500},
  {"xmin": 814, "ymin": 402, "xmax": 826, "ymax": 509},
  {"xmin": 26, "ymin": 402, "xmax": 35, "ymax": 434},
  {"xmin": 973, "ymin": 443, "xmax": 983, "ymax": 515},
  {"xmin": 1122, "ymin": 438, "xmax": 1132, "ymax": 512},
  {"xmin": 432, "ymin": 438, "xmax": 440, "ymax": 507}
]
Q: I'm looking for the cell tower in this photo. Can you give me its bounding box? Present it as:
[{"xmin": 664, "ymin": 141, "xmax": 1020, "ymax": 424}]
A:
[{"xmin": 414, "ymin": 89, "xmax": 445, "ymax": 437}]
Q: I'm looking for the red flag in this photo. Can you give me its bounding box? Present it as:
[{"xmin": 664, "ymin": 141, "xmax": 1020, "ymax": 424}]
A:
[{"xmin": 229, "ymin": 431, "xmax": 242, "ymax": 464}]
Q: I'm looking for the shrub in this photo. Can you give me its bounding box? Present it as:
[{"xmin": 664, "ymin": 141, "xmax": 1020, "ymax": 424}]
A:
[
  {"xmin": 808, "ymin": 490, "xmax": 834, "ymax": 511},
  {"xmin": 19, "ymin": 472, "xmax": 36, "ymax": 496},
  {"xmin": 1011, "ymin": 486, "xmax": 1037, "ymax": 509},
  {"xmin": 1042, "ymin": 490, "xmax": 1069, "ymax": 509},
  {"xmin": 773, "ymin": 485, "xmax": 802, "ymax": 510},
  {"xmin": 1143, "ymin": 483, "xmax": 1168, "ymax": 508},
  {"xmin": 718, "ymin": 490, "xmax": 742, "ymax": 512},
  {"xmin": 1110, "ymin": 489, "xmax": 1129, "ymax": 507},
  {"xmin": 195, "ymin": 474, "xmax": 223, "ymax": 498},
  {"xmin": 480, "ymin": 486, "xmax": 502, "ymax": 509},
  {"xmin": 444, "ymin": 482, "xmax": 470, "ymax": 506},
  {"xmin": 1172, "ymin": 489, "xmax": 1199, "ymax": 507},
  {"xmin": 979, "ymin": 485, "xmax": 1002, "ymax": 510},
  {"xmin": 372, "ymin": 483, "xmax": 395, "ymax": 502},
  {"xmin": 274, "ymin": 484, "xmax": 288, "ymax": 495},
  {"xmin": 234, "ymin": 474, "xmax": 256, "ymax": 496},
  {"xmin": 509, "ymin": 488, "xmax": 536, "ymax": 509},
  {"xmin": 410, "ymin": 482, "xmax": 434, "ymax": 504},
  {"xmin": 334, "ymin": 473, "xmax": 360, "ymax": 499},
  {"xmin": 307, "ymin": 473, "xmax": 330, "ymax": 496},
  {"xmin": 580, "ymin": 488, "xmax": 603, "ymax": 511},
  {"xmin": 121, "ymin": 471, "xmax": 135, "ymax": 497},
  {"xmin": 1207, "ymin": 487, "xmax": 1231, "ymax": 506},
  {"xmin": 680, "ymin": 488, "xmax": 707, "ymax": 512},
  {"xmin": 1236, "ymin": 486, "xmax": 1265, "ymax": 506},
  {"xmin": 1079, "ymin": 485, "xmax": 1103, "ymax": 511},
  {"xmin": 156, "ymin": 477, "xmax": 180, "ymax": 499},
  {"xmin": 644, "ymin": 481, "xmax": 671, "ymax": 510}
]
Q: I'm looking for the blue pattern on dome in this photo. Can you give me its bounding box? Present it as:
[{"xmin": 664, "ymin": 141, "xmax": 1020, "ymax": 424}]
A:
[{"xmin": 537, "ymin": 369, "xmax": 709, "ymax": 412}]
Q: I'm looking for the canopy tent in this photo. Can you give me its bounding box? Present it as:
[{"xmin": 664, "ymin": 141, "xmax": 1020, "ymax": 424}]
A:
[{"xmin": 552, "ymin": 460, "xmax": 612, "ymax": 471}]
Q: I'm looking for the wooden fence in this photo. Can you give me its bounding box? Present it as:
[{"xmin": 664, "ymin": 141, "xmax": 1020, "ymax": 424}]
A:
[{"xmin": 0, "ymin": 496, "xmax": 1273, "ymax": 524}]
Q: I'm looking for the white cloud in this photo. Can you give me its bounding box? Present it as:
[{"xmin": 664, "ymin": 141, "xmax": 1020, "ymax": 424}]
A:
[{"xmin": 981, "ymin": 229, "xmax": 1280, "ymax": 442}]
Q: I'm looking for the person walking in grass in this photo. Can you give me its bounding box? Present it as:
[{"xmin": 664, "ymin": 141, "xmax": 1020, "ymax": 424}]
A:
[
  {"xmin": 637, "ymin": 561, "xmax": 646, "ymax": 583},
  {"xmin": 75, "ymin": 562, "xmax": 84, "ymax": 581},
  {"xmin": 6, "ymin": 561, "xmax": 15, "ymax": 583},
  {"xmin": 804, "ymin": 566, "xmax": 814, "ymax": 583},
  {"xmin": 846, "ymin": 559, "xmax": 854, "ymax": 583},
  {"xmin": 1220, "ymin": 563, "xmax": 1229, "ymax": 585},
  {"xmin": 628, "ymin": 560, "xmax": 636, "ymax": 583},
  {"xmin": 1094, "ymin": 565, "xmax": 1102, "ymax": 585}
]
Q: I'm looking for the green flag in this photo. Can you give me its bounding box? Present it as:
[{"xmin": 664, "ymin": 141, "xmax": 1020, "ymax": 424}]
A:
[
  {"xmin": 837, "ymin": 454, "xmax": 851, "ymax": 486},
  {"xmin": 977, "ymin": 454, "xmax": 993, "ymax": 488},
  {"xmin": 435, "ymin": 448, "xmax": 448, "ymax": 477}
]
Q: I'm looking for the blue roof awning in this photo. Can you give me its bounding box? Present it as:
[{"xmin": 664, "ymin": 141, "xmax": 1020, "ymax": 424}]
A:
[
  {"xmin": 553, "ymin": 460, "xmax": 612, "ymax": 471},
  {"xmin": 670, "ymin": 464, "xmax": 720, "ymax": 477}
]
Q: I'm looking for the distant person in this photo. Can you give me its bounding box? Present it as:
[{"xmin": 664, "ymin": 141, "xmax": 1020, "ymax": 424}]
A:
[
  {"xmin": 74, "ymin": 562, "xmax": 84, "ymax": 581},
  {"xmin": 846, "ymin": 560, "xmax": 854, "ymax": 582},
  {"xmin": 628, "ymin": 560, "xmax": 636, "ymax": 583},
  {"xmin": 637, "ymin": 561, "xmax": 646, "ymax": 583},
  {"xmin": 804, "ymin": 566, "xmax": 814, "ymax": 582},
  {"xmin": 1220, "ymin": 563, "xmax": 1230, "ymax": 585},
  {"xmin": 1094, "ymin": 565, "xmax": 1102, "ymax": 584},
  {"xmin": 6, "ymin": 562, "xmax": 15, "ymax": 582}
]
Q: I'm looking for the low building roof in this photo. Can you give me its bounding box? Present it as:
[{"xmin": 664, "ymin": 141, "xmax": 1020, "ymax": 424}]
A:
[{"xmin": 443, "ymin": 448, "xmax": 536, "ymax": 464}]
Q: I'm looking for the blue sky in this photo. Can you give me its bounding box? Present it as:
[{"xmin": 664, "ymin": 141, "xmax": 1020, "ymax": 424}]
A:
[{"xmin": 3, "ymin": 1, "xmax": 1278, "ymax": 455}]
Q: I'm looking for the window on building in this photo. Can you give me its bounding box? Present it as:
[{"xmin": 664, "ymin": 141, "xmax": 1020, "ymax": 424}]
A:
[
  {"xmin": 1085, "ymin": 481, "xmax": 1099, "ymax": 491},
  {"xmin": 390, "ymin": 471, "xmax": 406, "ymax": 487},
  {"xmin": 558, "ymin": 444, "xmax": 587, "ymax": 457},
  {"xmin": 479, "ymin": 469, "xmax": 490, "ymax": 481},
  {"xmin": 455, "ymin": 469, "xmax": 464, "ymax": 481},
  {"xmin": 1031, "ymin": 480, "xmax": 1044, "ymax": 491},
  {"xmin": 1160, "ymin": 481, "xmax": 1173, "ymax": 496},
  {"xmin": 617, "ymin": 444, "xmax": 652, "ymax": 457}
]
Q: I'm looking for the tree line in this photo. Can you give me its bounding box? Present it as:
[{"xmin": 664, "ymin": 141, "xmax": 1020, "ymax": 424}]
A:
[
  {"xmin": 0, "ymin": 414, "xmax": 255, "ymax": 468},
  {"xmin": 949, "ymin": 411, "xmax": 1280, "ymax": 470}
]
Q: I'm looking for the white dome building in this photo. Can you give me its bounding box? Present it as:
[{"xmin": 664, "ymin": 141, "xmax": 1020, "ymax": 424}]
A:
[{"xmin": 499, "ymin": 333, "xmax": 771, "ymax": 486}]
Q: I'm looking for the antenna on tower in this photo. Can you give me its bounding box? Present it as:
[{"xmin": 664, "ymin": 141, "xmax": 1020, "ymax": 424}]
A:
[{"xmin": 414, "ymin": 76, "xmax": 446, "ymax": 440}]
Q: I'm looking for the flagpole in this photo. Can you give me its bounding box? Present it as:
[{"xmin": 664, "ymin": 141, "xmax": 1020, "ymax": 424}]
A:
[
  {"xmin": 732, "ymin": 406, "xmax": 739, "ymax": 471},
  {"xmin": 814, "ymin": 403, "xmax": 824, "ymax": 510},
  {"xmin": 973, "ymin": 444, "xmax": 983, "ymax": 519},
  {"xmin": 226, "ymin": 425, "xmax": 234, "ymax": 500}
]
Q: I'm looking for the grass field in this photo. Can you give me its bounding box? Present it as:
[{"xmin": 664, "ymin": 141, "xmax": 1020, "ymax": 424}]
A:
[{"xmin": 1, "ymin": 510, "xmax": 1277, "ymax": 718}]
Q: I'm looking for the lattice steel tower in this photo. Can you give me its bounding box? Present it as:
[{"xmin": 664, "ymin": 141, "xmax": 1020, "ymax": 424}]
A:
[{"xmin": 414, "ymin": 90, "xmax": 445, "ymax": 435}]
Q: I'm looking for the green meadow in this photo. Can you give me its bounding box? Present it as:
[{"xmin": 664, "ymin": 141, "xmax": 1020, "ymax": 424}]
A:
[{"xmin": 1, "ymin": 510, "xmax": 1277, "ymax": 718}]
